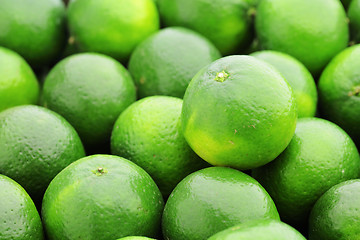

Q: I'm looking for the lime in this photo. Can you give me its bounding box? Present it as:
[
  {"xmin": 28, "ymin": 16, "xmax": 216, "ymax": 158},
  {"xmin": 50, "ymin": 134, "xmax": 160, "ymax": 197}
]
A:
[
  {"xmin": 0, "ymin": 174, "xmax": 44, "ymax": 240},
  {"xmin": 157, "ymin": 0, "xmax": 255, "ymax": 55},
  {"xmin": 255, "ymin": 0, "xmax": 349, "ymax": 75},
  {"xmin": 0, "ymin": 47, "xmax": 39, "ymax": 112},
  {"xmin": 309, "ymin": 179, "xmax": 360, "ymax": 240},
  {"xmin": 111, "ymin": 96, "xmax": 208, "ymax": 197},
  {"xmin": 42, "ymin": 154, "xmax": 164, "ymax": 240},
  {"xmin": 117, "ymin": 237, "xmax": 155, "ymax": 240},
  {"xmin": 0, "ymin": 0, "xmax": 66, "ymax": 67},
  {"xmin": 42, "ymin": 53, "xmax": 136, "ymax": 150},
  {"xmin": 181, "ymin": 55, "xmax": 297, "ymax": 170},
  {"xmin": 251, "ymin": 50, "xmax": 317, "ymax": 118},
  {"xmin": 0, "ymin": 105, "xmax": 85, "ymax": 204},
  {"xmin": 318, "ymin": 44, "xmax": 360, "ymax": 144},
  {"xmin": 208, "ymin": 219, "xmax": 306, "ymax": 240},
  {"xmin": 252, "ymin": 117, "xmax": 360, "ymax": 230},
  {"xmin": 68, "ymin": 0, "xmax": 159, "ymax": 63},
  {"xmin": 128, "ymin": 27, "xmax": 221, "ymax": 98},
  {"xmin": 349, "ymin": 0, "xmax": 360, "ymax": 42},
  {"xmin": 162, "ymin": 167, "xmax": 280, "ymax": 240}
]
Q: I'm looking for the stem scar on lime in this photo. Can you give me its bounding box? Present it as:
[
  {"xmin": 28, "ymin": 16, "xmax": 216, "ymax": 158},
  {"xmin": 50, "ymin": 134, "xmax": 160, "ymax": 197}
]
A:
[
  {"xmin": 92, "ymin": 167, "xmax": 108, "ymax": 176},
  {"xmin": 348, "ymin": 85, "xmax": 360, "ymax": 96},
  {"xmin": 214, "ymin": 70, "xmax": 229, "ymax": 82}
]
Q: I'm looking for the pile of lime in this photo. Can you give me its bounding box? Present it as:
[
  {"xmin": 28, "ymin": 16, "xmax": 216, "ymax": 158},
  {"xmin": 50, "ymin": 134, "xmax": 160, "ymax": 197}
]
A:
[{"xmin": 1, "ymin": 0, "xmax": 360, "ymax": 239}]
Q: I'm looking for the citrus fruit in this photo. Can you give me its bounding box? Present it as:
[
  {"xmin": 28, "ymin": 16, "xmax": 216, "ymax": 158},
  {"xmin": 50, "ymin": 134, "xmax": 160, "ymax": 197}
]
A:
[
  {"xmin": 128, "ymin": 27, "xmax": 221, "ymax": 98},
  {"xmin": 0, "ymin": 174, "xmax": 44, "ymax": 240},
  {"xmin": 0, "ymin": 47, "xmax": 39, "ymax": 112},
  {"xmin": 117, "ymin": 237, "xmax": 155, "ymax": 240},
  {"xmin": 111, "ymin": 96, "xmax": 208, "ymax": 197},
  {"xmin": 42, "ymin": 53, "xmax": 136, "ymax": 150},
  {"xmin": 255, "ymin": 0, "xmax": 349, "ymax": 75},
  {"xmin": 42, "ymin": 154, "xmax": 164, "ymax": 240},
  {"xmin": 349, "ymin": 0, "xmax": 360, "ymax": 42},
  {"xmin": 208, "ymin": 219, "xmax": 306, "ymax": 240},
  {"xmin": 309, "ymin": 179, "xmax": 360, "ymax": 240},
  {"xmin": 0, "ymin": 0, "xmax": 66, "ymax": 67},
  {"xmin": 252, "ymin": 117, "xmax": 360, "ymax": 230},
  {"xmin": 318, "ymin": 44, "xmax": 360, "ymax": 144},
  {"xmin": 162, "ymin": 167, "xmax": 280, "ymax": 240},
  {"xmin": 0, "ymin": 105, "xmax": 85, "ymax": 204},
  {"xmin": 67, "ymin": 0, "xmax": 159, "ymax": 63},
  {"xmin": 181, "ymin": 55, "xmax": 297, "ymax": 170},
  {"xmin": 251, "ymin": 50, "xmax": 317, "ymax": 118},
  {"xmin": 157, "ymin": 0, "xmax": 255, "ymax": 55}
]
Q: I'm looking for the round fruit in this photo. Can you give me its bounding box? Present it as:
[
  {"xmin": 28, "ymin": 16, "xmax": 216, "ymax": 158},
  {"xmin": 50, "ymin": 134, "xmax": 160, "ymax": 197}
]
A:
[
  {"xmin": 0, "ymin": 0, "xmax": 66, "ymax": 67},
  {"xmin": 208, "ymin": 219, "xmax": 306, "ymax": 240},
  {"xmin": 111, "ymin": 96, "xmax": 208, "ymax": 197},
  {"xmin": 42, "ymin": 53, "xmax": 136, "ymax": 149},
  {"xmin": 251, "ymin": 50, "xmax": 317, "ymax": 118},
  {"xmin": 255, "ymin": 0, "xmax": 349, "ymax": 75},
  {"xmin": 252, "ymin": 118, "xmax": 360, "ymax": 230},
  {"xmin": 0, "ymin": 174, "xmax": 44, "ymax": 240},
  {"xmin": 117, "ymin": 237, "xmax": 155, "ymax": 240},
  {"xmin": 0, "ymin": 47, "xmax": 39, "ymax": 112},
  {"xmin": 181, "ymin": 55, "xmax": 297, "ymax": 170},
  {"xmin": 128, "ymin": 27, "xmax": 221, "ymax": 98},
  {"xmin": 68, "ymin": 0, "xmax": 159, "ymax": 63},
  {"xmin": 42, "ymin": 154, "xmax": 164, "ymax": 240},
  {"xmin": 0, "ymin": 105, "xmax": 85, "ymax": 204},
  {"xmin": 309, "ymin": 179, "xmax": 360, "ymax": 240},
  {"xmin": 318, "ymin": 44, "xmax": 360, "ymax": 144},
  {"xmin": 349, "ymin": 0, "xmax": 360, "ymax": 43},
  {"xmin": 162, "ymin": 167, "xmax": 280, "ymax": 240},
  {"xmin": 157, "ymin": 0, "xmax": 255, "ymax": 55}
]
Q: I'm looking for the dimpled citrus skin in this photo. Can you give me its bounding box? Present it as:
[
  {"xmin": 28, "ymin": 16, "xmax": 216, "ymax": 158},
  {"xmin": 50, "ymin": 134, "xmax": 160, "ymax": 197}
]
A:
[
  {"xmin": 162, "ymin": 167, "xmax": 280, "ymax": 240},
  {"xmin": 0, "ymin": 0, "xmax": 66, "ymax": 67},
  {"xmin": 208, "ymin": 219, "xmax": 306, "ymax": 240},
  {"xmin": 0, "ymin": 105, "xmax": 85, "ymax": 204},
  {"xmin": 318, "ymin": 45, "xmax": 360, "ymax": 144},
  {"xmin": 68, "ymin": 0, "xmax": 159, "ymax": 63},
  {"xmin": 252, "ymin": 118, "xmax": 360, "ymax": 230},
  {"xmin": 111, "ymin": 96, "xmax": 208, "ymax": 197},
  {"xmin": 0, "ymin": 47, "xmax": 39, "ymax": 112},
  {"xmin": 349, "ymin": 0, "xmax": 360, "ymax": 43},
  {"xmin": 42, "ymin": 53, "xmax": 136, "ymax": 149},
  {"xmin": 0, "ymin": 175, "xmax": 44, "ymax": 240},
  {"xmin": 181, "ymin": 55, "xmax": 297, "ymax": 170},
  {"xmin": 157, "ymin": 0, "xmax": 254, "ymax": 55},
  {"xmin": 255, "ymin": 0, "xmax": 349, "ymax": 75},
  {"xmin": 128, "ymin": 27, "xmax": 221, "ymax": 98},
  {"xmin": 309, "ymin": 180, "xmax": 360, "ymax": 240},
  {"xmin": 251, "ymin": 50, "xmax": 317, "ymax": 118},
  {"xmin": 42, "ymin": 155, "xmax": 164, "ymax": 240}
]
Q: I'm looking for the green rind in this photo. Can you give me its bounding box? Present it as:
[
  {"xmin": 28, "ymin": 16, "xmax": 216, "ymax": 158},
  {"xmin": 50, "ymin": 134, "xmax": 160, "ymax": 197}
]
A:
[{"xmin": 349, "ymin": 0, "xmax": 360, "ymax": 42}]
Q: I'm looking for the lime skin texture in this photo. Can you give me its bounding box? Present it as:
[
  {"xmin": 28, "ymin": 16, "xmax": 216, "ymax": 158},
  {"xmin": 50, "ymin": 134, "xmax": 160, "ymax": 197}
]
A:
[
  {"xmin": 162, "ymin": 167, "xmax": 280, "ymax": 240},
  {"xmin": 252, "ymin": 117, "xmax": 360, "ymax": 231},
  {"xmin": 0, "ymin": 174, "xmax": 45, "ymax": 240},
  {"xmin": 0, "ymin": 47, "xmax": 39, "ymax": 112},
  {"xmin": 0, "ymin": 0, "xmax": 66, "ymax": 67},
  {"xmin": 181, "ymin": 55, "xmax": 297, "ymax": 170},
  {"xmin": 349, "ymin": 0, "xmax": 360, "ymax": 42},
  {"xmin": 42, "ymin": 154, "xmax": 164, "ymax": 240},
  {"xmin": 0, "ymin": 105, "xmax": 85, "ymax": 204}
]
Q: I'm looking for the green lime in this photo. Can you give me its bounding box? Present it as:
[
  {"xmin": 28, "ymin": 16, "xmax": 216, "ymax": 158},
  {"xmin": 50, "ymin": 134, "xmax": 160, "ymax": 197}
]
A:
[
  {"xmin": 128, "ymin": 27, "xmax": 221, "ymax": 98},
  {"xmin": 349, "ymin": 0, "xmax": 360, "ymax": 42},
  {"xmin": 0, "ymin": 105, "xmax": 85, "ymax": 204},
  {"xmin": 318, "ymin": 44, "xmax": 360, "ymax": 144},
  {"xmin": 68, "ymin": 0, "xmax": 159, "ymax": 63},
  {"xmin": 42, "ymin": 53, "xmax": 136, "ymax": 150},
  {"xmin": 0, "ymin": 47, "xmax": 39, "ymax": 112},
  {"xmin": 162, "ymin": 167, "xmax": 280, "ymax": 240},
  {"xmin": 251, "ymin": 50, "xmax": 317, "ymax": 118},
  {"xmin": 181, "ymin": 55, "xmax": 297, "ymax": 170},
  {"xmin": 157, "ymin": 0, "xmax": 255, "ymax": 55},
  {"xmin": 117, "ymin": 237, "xmax": 155, "ymax": 240},
  {"xmin": 42, "ymin": 154, "xmax": 164, "ymax": 240},
  {"xmin": 255, "ymin": 0, "xmax": 349, "ymax": 75},
  {"xmin": 111, "ymin": 96, "xmax": 208, "ymax": 197},
  {"xmin": 208, "ymin": 219, "xmax": 306, "ymax": 240},
  {"xmin": 0, "ymin": 0, "xmax": 66, "ymax": 67},
  {"xmin": 0, "ymin": 174, "xmax": 44, "ymax": 240},
  {"xmin": 252, "ymin": 118, "xmax": 360, "ymax": 230},
  {"xmin": 309, "ymin": 179, "xmax": 360, "ymax": 240}
]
